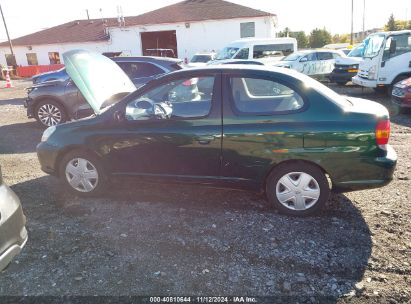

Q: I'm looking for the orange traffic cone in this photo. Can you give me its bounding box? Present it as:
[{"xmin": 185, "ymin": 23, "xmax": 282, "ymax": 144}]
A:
[{"xmin": 5, "ymin": 70, "xmax": 12, "ymax": 88}]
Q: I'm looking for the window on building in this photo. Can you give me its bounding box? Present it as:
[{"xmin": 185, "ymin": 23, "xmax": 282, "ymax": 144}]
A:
[
  {"xmin": 48, "ymin": 52, "xmax": 61, "ymax": 64},
  {"xmin": 26, "ymin": 53, "xmax": 38, "ymax": 65},
  {"xmin": 240, "ymin": 22, "xmax": 255, "ymax": 38},
  {"xmin": 5, "ymin": 54, "xmax": 16, "ymax": 67}
]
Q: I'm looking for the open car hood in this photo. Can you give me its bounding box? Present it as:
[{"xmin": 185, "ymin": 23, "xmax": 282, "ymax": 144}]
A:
[{"xmin": 63, "ymin": 50, "xmax": 136, "ymax": 114}]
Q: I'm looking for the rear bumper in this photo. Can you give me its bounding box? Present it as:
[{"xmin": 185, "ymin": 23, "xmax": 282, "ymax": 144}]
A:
[
  {"xmin": 0, "ymin": 184, "xmax": 28, "ymax": 272},
  {"xmin": 332, "ymin": 145, "xmax": 397, "ymax": 192}
]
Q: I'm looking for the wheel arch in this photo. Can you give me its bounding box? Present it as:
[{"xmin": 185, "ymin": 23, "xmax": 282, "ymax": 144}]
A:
[
  {"xmin": 261, "ymin": 159, "xmax": 332, "ymax": 193},
  {"xmin": 33, "ymin": 96, "xmax": 68, "ymax": 117},
  {"xmin": 55, "ymin": 145, "xmax": 106, "ymax": 177},
  {"xmin": 391, "ymin": 73, "xmax": 411, "ymax": 85}
]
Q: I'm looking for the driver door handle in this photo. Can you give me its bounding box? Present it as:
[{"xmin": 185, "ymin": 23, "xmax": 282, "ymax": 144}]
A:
[{"xmin": 197, "ymin": 135, "xmax": 214, "ymax": 145}]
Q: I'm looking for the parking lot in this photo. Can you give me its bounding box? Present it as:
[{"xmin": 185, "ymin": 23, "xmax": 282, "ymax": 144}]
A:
[{"xmin": 0, "ymin": 80, "xmax": 410, "ymax": 301}]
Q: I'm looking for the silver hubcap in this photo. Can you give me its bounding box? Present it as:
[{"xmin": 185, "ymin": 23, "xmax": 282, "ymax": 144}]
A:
[
  {"xmin": 275, "ymin": 172, "xmax": 320, "ymax": 211},
  {"xmin": 38, "ymin": 104, "xmax": 62, "ymax": 126},
  {"xmin": 65, "ymin": 158, "xmax": 99, "ymax": 193}
]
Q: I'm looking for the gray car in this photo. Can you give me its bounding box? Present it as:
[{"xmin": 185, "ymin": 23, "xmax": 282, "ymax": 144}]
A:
[
  {"xmin": 25, "ymin": 56, "xmax": 184, "ymax": 127},
  {"xmin": 0, "ymin": 165, "xmax": 28, "ymax": 272}
]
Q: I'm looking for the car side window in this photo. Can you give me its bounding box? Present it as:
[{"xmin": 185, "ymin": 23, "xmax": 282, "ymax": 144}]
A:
[
  {"xmin": 229, "ymin": 77, "xmax": 304, "ymax": 114},
  {"xmin": 234, "ymin": 48, "xmax": 249, "ymax": 59},
  {"xmin": 303, "ymin": 53, "xmax": 317, "ymax": 61},
  {"xmin": 126, "ymin": 76, "xmax": 215, "ymax": 120},
  {"xmin": 317, "ymin": 52, "xmax": 333, "ymax": 60},
  {"xmin": 117, "ymin": 62, "xmax": 164, "ymax": 79}
]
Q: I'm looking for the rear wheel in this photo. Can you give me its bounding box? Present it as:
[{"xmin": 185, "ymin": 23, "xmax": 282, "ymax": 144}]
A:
[
  {"xmin": 60, "ymin": 151, "xmax": 107, "ymax": 196},
  {"xmin": 35, "ymin": 99, "xmax": 67, "ymax": 127},
  {"xmin": 265, "ymin": 162, "xmax": 330, "ymax": 216}
]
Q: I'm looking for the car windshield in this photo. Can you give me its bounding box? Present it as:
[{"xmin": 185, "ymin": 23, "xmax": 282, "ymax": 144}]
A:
[
  {"xmin": 363, "ymin": 35, "xmax": 385, "ymax": 58},
  {"xmin": 347, "ymin": 44, "xmax": 364, "ymax": 57},
  {"xmin": 191, "ymin": 55, "xmax": 212, "ymax": 63},
  {"xmin": 281, "ymin": 52, "xmax": 304, "ymax": 61},
  {"xmin": 216, "ymin": 47, "xmax": 239, "ymax": 60}
]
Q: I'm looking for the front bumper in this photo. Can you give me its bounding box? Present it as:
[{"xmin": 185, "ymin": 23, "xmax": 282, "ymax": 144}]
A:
[
  {"xmin": 25, "ymin": 97, "xmax": 35, "ymax": 118},
  {"xmin": 332, "ymin": 145, "xmax": 397, "ymax": 192},
  {"xmin": 329, "ymin": 70, "xmax": 357, "ymax": 83},
  {"xmin": 0, "ymin": 184, "xmax": 28, "ymax": 272},
  {"xmin": 352, "ymin": 75, "xmax": 378, "ymax": 88},
  {"xmin": 391, "ymin": 95, "xmax": 411, "ymax": 108},
  {"xmin": 36, "ymin": 141, "xmax": 61, "ymax": 175}
]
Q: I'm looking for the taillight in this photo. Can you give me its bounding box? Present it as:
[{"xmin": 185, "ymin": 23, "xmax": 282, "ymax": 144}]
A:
[{"xmin": 375, "ymin": 119, "xmax": 390, "ymax": 146}]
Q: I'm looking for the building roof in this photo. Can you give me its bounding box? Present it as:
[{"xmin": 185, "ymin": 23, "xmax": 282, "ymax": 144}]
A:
[{"xmin": 0, "ymin": 0, "xmax": 274, "ymax": 47}]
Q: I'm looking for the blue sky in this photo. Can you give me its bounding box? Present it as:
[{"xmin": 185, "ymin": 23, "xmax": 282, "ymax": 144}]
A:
[{"xmin": 1, "ymin": 0, "xmax": 410, "ymax": 42}]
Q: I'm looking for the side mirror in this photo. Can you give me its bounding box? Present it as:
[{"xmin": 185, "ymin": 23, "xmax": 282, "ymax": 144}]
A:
[
  {"xmin": 126, "ymin": 99, "xmax": 155, "ymax": 121},
  {"xmin": 300, "ymin": 57, "xmax": 308, "ymax": 62},
  {"xmin": 389, "ymin": 39, "xmax": 396, "ymax": 54},
  {"xmin": 113, "ymin": 110, "xmax": 125, "ymax": 122}
]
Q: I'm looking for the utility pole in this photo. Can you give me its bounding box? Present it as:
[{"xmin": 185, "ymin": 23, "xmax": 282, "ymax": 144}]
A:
[
  {"xmin": 0, "ymin": 4, "xmax": 14, "ymax": 56},
  {"xmin": 362, "ymin": 0, "xmax": 366, "ymax": 40},
  {"xmin": 350, "ymin": 0, "xmax": 354, "ymax": 45},
  {"xmin": 86, "ymin": 9, "xmax": 90, "ymax": 20}
]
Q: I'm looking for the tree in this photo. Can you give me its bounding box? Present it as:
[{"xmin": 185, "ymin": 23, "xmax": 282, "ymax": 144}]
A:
[
  {"xmin": 385, "ymin": 14, "xmax": 398, "ymax": 31},
  {"xmin": 332, "ymin": 34, "xmax": 350, "ymax": 43},
  {"xmin": 290, "ymin": 31, "xmax": 308, "ymax": 48},
  {"xmin": 277, "ymin": 28, "xmax": 308, "ymax": 48},
  {"xmin": 309, "ymin": 28, "xmax": 332, "ymax": 48}
]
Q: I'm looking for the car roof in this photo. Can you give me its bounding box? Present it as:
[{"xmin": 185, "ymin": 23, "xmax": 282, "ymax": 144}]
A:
[{"xmin": 112, "ymin": 56, "xmax": 182, "ymax": 64}]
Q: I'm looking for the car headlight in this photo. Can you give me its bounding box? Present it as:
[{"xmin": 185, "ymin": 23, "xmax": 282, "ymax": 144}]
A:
[
  {"xmin": 41, "ymin": 126, "xmax": 56, "ymax": 142},
  {"xmin": 368, "ymin": 65, "xmax": 377, "ymax": 80}
]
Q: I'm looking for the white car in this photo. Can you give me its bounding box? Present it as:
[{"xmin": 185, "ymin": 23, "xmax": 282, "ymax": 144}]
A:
[
  {"xmin": 274, "ymin": 49, "xmax": 345, "ymax": 79},
  {"xmin": 188, "ymin": 53, "xmax": 216, "ymax": 67}
]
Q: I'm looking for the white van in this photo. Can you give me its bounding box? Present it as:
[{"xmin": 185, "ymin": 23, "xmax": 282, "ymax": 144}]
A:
[{"xmin": 214, "ymin": 38, "xmax": 297, "ymax": 63}]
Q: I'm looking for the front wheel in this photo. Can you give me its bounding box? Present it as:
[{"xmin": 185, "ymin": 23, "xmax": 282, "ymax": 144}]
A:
[
  {"xmin": 35, "ymin": 99, "xmax": 67, "ymax": 127},
  {"xmin": 60, "ymin": 151, "xmax": 107, "ymax": 196},
  {"xmin": 265, "ymin": 162, "xmax": 330, "ymax": 216}
]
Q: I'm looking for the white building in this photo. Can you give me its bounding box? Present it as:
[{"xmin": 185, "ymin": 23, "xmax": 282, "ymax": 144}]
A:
[{"xmin": 0, "ymin": 0, "xmax": 277, "ymax": 67}]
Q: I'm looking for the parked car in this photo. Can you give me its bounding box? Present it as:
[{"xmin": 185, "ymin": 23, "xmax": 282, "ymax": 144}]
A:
[
  {"xmin": 188, "ymin": 53, "xmax": 216, "ymax": 67},
  {"xmin": 32, "ymin": 67, "xmax": 69, "ymax": 84},
  {"xmin": 274, "ymin": 49, "xmax": 345, "ymax": 80},
  {"xmin": 213, "ymin": 37, "xmax": 297, "ymax": 63},
  {"xmin": 391, "ymin": 76, "xmax": 411, "ymax": 112},
  {"xmin": 25, "ymin": 56, "xmax": 184, "ymax": 127},
  {"xmin": 36, "ymin": 50, "xmax": 397, "ymax": 216},
  {"xmin": 329, "ymin": 41, "xmax": 367, "ymax": 85},
  {"xmin": 0, "ymin": 165, "xmax": 28, "ymax": 272},
  {"xmin": 207, "ymin": 59, "xmax": 265, "ymax": 66}
]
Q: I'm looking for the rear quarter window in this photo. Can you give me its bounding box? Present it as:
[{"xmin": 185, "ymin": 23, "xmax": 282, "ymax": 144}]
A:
[{"xmin": 229, "ymin": 77, "xmax": 305, "ymax": 114}]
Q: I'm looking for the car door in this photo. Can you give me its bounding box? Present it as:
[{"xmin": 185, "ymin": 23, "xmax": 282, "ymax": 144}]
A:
[
  {"xmin": 317, "ymin": 52, "xmax": 335, "ymax": 75},
  {"xmin": 107, "ymin": 71, "xmax": 223, "ymax": 179},
  {"xmin": 297, "ymin": 52, "xmax": 318, "ymax": 75},
  {"xmin": 221, "ymin": 71, "xmax": 306, "ymax": 187}
]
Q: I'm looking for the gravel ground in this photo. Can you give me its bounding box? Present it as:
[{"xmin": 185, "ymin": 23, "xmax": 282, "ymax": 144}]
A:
[{"xmin": 0, "ymin": 80, "xmax": 410, "ymax": 302}]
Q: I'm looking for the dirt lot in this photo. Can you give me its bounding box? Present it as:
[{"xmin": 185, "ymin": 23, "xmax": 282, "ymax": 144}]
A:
[{"xmin": 0, "ymin": 80, "xmax": 410, "ymax": 302}]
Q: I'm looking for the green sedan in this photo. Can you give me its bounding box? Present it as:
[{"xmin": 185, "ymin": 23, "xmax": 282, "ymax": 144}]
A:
[{"xmin": 36, "ymin": 50, "xmax": 397, "ymax": 216}]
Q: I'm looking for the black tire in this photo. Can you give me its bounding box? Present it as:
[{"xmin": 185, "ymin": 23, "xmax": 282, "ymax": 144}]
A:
[
  {"xmin": 265, "ymin": 161, "xmax": 330, "ymax": 216},
  {"xmin": 34, "ymin": 99, "xmax": 67, "ymax": 127},
  {"xmin": 336, "ymin": 81, "xmax": 347, "ymax": 86},
  {"xmin": 373, "ymin": 86, "xmax": 387, "ymax": 94},
  {"xmin": 59, "ymin": 150, "xmax": 107, "ymax": 197}
]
